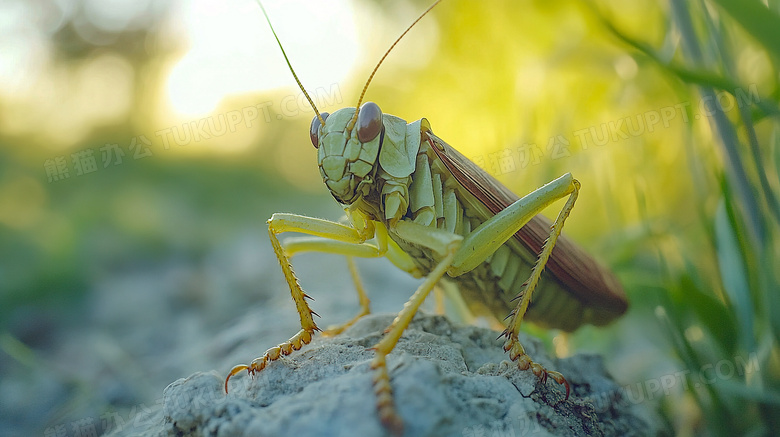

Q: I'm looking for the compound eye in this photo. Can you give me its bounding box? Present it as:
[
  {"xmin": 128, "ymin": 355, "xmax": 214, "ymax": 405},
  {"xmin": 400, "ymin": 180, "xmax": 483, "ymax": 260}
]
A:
[
  {"xmin": 309, "ymin": 112, "xmax": 330, "ymax": 148},
  {"xmin": 356, "ymin": 102, "xmax": 382, "ymax": 143}
]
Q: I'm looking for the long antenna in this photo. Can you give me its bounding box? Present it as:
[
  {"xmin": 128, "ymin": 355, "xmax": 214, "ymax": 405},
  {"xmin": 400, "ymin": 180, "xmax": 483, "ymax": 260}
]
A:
[
  {"xmin": 257, "ymin": 1, "xmax": 325, "ymax": 125},
  {"xmin": 347, "ymin": 0, "xmax": 444, "ymax": 131}
]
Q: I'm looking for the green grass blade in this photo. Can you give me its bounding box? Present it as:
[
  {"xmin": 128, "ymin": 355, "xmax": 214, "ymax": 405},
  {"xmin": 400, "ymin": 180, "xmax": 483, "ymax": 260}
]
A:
[
  {"xmin": 709, "ymin": 0, "xmax": 780, "ymax": 60},
  {"xmin": 714, "ymin": 199, "xmax": 755, "ymax": 351}
]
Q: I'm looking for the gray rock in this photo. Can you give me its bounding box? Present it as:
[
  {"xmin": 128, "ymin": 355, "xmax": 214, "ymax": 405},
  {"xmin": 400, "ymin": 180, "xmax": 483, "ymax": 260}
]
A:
[{"xmin": 108, "ymin": 313, "xmax": 657, "ymax": 437}]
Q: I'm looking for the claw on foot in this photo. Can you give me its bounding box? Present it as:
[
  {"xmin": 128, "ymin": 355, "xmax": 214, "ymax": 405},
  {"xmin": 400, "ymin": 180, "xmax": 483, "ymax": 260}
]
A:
[
  {"xmin": 516, "ymin": 356, "xmax": 570, "ymax": 399},
  {"xmin": 225, "ymin": 364, "xmax": 250, "ymax": 394},
  {"xmin": 224, "ymin": 328, "xmax": 316, "ymax": 394},
  {"xmin": 519, "ymin": 358, "xmax": 570, "ymax": 400},
  {"xmin": 547, "ymin": 369, "xmax": 571, "ymax": 400},
  {"xmin": 503, "ymin": 337, "xmax": 570, "ymax": 400},
  {"xmin": 225, "ymin": 355, "xmax": 270, "ymax": 394}
]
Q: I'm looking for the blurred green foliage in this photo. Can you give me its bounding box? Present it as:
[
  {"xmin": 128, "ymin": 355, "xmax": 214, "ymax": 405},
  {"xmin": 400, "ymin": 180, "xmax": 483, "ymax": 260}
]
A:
[{"xmin": 1, "ymin": 0, "xmax": 779, "ymax": 435}]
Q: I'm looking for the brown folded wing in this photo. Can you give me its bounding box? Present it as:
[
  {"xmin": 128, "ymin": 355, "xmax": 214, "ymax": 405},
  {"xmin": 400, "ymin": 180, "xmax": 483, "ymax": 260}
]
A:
[{"xmin": 425, "ymin": 131, "xmax": 628, "ymax": 319}]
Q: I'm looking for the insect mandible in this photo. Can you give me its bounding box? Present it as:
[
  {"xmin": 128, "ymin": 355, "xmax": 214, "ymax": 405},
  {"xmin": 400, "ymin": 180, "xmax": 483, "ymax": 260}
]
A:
[{"xmin": 226, "ymin": 1, "xmax": 629, "ymax": 434}]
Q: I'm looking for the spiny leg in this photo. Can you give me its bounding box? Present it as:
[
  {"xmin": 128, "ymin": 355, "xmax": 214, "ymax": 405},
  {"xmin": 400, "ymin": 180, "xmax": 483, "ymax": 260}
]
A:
[
  {"xmin": 448, "ymin": 174, "xmax": 580, "ymax": 399},
  {"xmin": 225, "ymin": 220, "xmax": 321, "ymax": 393},
  {"xmin": 501, "ymin": 180, "xmax": 579, "ymax": 399},
  {"xmin": 281, "ymin": 223, "xmax": 421, "ymax": 338},
  {"xmin": 225, "ymin": 213, "xmax": 388, "ymax": 392},
  {"xmin": 370, "ymin": 220, "xmax": 461, "ymax": 435}
]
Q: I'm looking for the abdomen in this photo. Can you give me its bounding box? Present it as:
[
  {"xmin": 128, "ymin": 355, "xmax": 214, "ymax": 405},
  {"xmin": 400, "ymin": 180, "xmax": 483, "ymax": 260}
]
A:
[{"xmin": 384, "ymin": 139, "xmax": 622, "ymax": 332}]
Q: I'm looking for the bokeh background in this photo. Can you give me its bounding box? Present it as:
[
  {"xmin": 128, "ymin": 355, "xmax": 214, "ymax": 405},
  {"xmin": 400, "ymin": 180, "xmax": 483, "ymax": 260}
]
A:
[{"xmin": 1, "ymin": 0, "xmax": 779, "ymax": 435}]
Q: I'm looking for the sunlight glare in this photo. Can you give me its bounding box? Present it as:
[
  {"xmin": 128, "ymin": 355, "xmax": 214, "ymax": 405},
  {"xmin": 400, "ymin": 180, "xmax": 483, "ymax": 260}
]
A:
[{"xmin": 166, "ymin": 0, "xmax": 359, "ymax": 117}]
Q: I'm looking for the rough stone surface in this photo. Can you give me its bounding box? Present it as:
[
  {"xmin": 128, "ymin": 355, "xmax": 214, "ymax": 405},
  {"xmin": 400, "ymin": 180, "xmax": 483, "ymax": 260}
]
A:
[{"xmin": 107, "ymin": 312, "xmax": 657, "ymax": 437}]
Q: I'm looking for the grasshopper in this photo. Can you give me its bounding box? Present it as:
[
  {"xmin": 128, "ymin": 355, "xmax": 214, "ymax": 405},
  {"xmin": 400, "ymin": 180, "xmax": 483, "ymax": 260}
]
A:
[{"xmin": 226, "ymin": 0, "xmax": 628, "ymax": 433}]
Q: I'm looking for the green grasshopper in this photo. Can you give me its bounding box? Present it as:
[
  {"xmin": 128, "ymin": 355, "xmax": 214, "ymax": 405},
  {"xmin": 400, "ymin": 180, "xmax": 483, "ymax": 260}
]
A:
[{"xmin": 226, "ymin": 1, "xmax": 628, "ymax": 433}]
